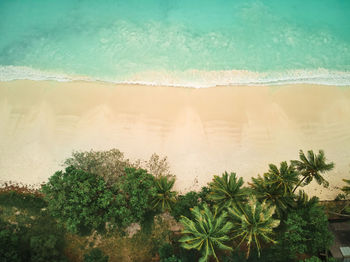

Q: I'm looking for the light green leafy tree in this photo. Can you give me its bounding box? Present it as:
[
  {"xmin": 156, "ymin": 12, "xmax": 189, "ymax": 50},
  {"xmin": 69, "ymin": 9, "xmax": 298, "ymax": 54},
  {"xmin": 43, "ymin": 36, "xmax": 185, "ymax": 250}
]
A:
[
  {"xmin": 228, "ymin": 196, "xmax": 280, "ymax": 259},
  {"xmin": 179, "ymin": 204, "xmax": 233, "ymax": 262}
]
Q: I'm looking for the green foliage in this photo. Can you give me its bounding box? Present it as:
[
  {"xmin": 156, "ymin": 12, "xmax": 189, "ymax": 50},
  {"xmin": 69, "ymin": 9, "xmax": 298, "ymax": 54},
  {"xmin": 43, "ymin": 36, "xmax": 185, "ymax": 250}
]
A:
[
  {"xmin": 272, "ymin": 197, "xmax": 333, "ymax": 260},
  {"xmin": 0, "ymin": 219, "xmax": 20, "ymax": 262},
  {"xmin": 179, "ymin": 204, "xmax": 233, "ymax": 262},
  {"xmin": 64, "ymin": 148, "xmax": 133, "ymax": 185},
  {"xmin": 291, "ymin": 150, "xmax": 334, "ymax": 192},
  {"xmin": 152, "ymin": 176, "xmax": 177, "ymax": 212},
  {"xmin": 0, "ymin": 191, "xmax": 46, "ymax": 211},
  {"xmin": 208, "ymin": 172, "xmax": 247, "ymax": 211},
  {"xmin": 171, "ymin": 191, "xmax": 201, "ymax": 221},
  {"xmin": 298, "ymin": 256, "xmax": 322, "ymax": 262},
  {"xmin": 84, "ymin": 248, "xmax": 109, "ymax": 262},
  {"xmin": 161, "ymin": 255, "xmax": 182, "ymax": 262},
  {"xmin": 159, "ymin": 243, "xmax": 174, "ymax": 260},
  {"xmin": 42, "ymin": 166, "xmax": 116, "ymax": 234},
  {"xmin": 117, "ymin": 168, "xmax": 157, "ymax": 225},
  {"xmin": 0, "ymin": 193, "xmax": 67, "ymax": 262},
  {"xmin": 228, "ymin": 196, "xmax": 280, "ymax": 259}
]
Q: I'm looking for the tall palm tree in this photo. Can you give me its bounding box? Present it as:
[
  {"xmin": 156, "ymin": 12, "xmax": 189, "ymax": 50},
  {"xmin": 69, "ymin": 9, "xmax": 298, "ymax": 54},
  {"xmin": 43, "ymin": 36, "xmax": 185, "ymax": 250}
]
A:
[
  {"xmin": 264, "ymin": 162, "xmax": 299, "ymax": 195},
  {"xmin": 179, "ymin": 204, "xmax": 233, "ymax": 262},
  {"xmin": 228, "ymin": 196, "xmax": 280, "ymax": 259},
  {"xmin": 208, "ymin": 172, "xmax": 247, "ymax": 211},
  {"xmin": 152, "ymin": 176, "xmax": 177, "ymax": 212},
  {"xmin": 291, "ymin": 150, "xmax": 334, "ymax": 193},
  {"xmin": 341, "ymin": 179, "xmax": 350, "ymax": 195},
  {"xmin": 249, "ymin": 173, "xmax": 294, "ymax": 218}
]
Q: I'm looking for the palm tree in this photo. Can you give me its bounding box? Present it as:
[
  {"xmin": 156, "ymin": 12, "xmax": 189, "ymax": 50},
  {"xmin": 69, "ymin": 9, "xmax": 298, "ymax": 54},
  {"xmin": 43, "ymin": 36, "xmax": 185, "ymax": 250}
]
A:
[
  {"xmin": 291, "ymin": 150, "xmax": 334, "ymax": 193},
  {"xmin": 208, "ymin": 172, "xmax": 247, "ymax": 211},
  {"xmin": 152, "ymin": 176, "xmax": 177, "ymax": 212},
  {"xmin": 341, "ymin": 179, "xmax": 350, "ymax": 195},
  {"xmin": 228, "ymin": 196, "xmax": 280, "ymax": 259},
  {"xmin": 179, "ymin": 204, "xmax": 233, "ymax": 262},
  {"xmin": 264, "ymin": 162, "xmax": 299, "ymax": 195},
  {"xmin": 249, "ymin": 173, "xmax": 294, "ymax": 218}
]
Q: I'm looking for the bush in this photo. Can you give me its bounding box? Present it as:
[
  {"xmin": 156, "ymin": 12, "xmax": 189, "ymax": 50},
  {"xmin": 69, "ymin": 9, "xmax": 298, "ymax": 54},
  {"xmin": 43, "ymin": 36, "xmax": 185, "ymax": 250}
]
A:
[
  {"xmin": 117, "ymin": 168, "xmax": 157, "ymax": 225},
  {"xmin": 159, "ymin": 243, "xmax": 174, "ymax": 260},
  {"xmin": 171, "ymin": 191, "xmax": 201, "ymax": 221},
  {"xmin": 0, "ymin": 191, "xmax": 46, "ymax": 211},
  {"xmin": 64, "ymin": 149, "xmax": 133, "ymax": 185},
  {"xmin": 270, "ymin": 198, "xmax": 333, "ymax": 261},
  {"xmin": 42, "ymin": 166, "xmax": 116, "ymax": 234},
  {"xmin": 0, "ymin": 211, "xmax": 67, "ymax": 262},
  {"xmin": 143, "ymin": 153, "xmax": 171, "ymax": 178},
  {"xmin": 0, "ymin": 219, "xmax": 20, "ymax": 262},
  {"xmin": 84, "ymin": 248, "xmax": 109, "ymax": 262}
]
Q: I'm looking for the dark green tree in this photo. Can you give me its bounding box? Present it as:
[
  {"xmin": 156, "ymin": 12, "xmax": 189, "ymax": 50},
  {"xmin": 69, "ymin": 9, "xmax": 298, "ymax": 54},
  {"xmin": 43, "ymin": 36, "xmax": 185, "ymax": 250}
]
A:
[
  {"xmin": 117, "ymin": 168, "xmax": 157, "ymax": 225},
  {"xmin": 291, "ymin": 150, "xmax": 334, "ymax": 193},
  {"xmin": 179, "ymin": 204, "xmax": 233, "ymax": 262},
  {"xmin": 271, "ymin": 196, "xmax": 333, "ymax": 261},
  {"xmin": 42, "ymin": 166, "xmax": 116, "ymax": 234},
  {"xmin": 171, "ymin": 191, "xmax": 201, "ymax": 221}
]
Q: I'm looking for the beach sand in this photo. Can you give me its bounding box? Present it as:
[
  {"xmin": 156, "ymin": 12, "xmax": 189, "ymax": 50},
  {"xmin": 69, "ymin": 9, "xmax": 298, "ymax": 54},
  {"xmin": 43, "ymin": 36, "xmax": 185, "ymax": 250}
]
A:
[{"xmin": 0, "ymin": 80, "xmax": 349, "ymax": 199}]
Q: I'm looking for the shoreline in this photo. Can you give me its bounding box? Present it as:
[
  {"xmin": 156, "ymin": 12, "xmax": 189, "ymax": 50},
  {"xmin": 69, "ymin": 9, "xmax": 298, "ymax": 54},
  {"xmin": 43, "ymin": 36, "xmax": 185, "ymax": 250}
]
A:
[
  {"xmin": 1, "ymin": 80, "xmax": 350, "ymax": 199},
  {"xmin": 1, "ymin": 66, "xmax": 350, "ymax": 88}
]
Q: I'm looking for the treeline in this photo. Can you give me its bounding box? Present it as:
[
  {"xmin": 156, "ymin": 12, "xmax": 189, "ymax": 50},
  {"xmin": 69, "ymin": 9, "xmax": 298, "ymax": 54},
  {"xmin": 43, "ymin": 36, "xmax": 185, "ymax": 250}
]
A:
[{"xmin": 1, "ymin": 149, "xmax": 350, "ymax": 262}]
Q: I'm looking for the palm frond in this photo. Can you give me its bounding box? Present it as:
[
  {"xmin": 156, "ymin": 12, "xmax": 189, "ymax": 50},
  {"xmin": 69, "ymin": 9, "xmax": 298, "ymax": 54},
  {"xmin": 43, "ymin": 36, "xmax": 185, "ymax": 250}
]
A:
[
  {"xmin": 179, "ymin": 203, "xmax": 233, "ymax": 262},
  {"xmin": 227, "ymin": 196, "xmax": 279, "ymax": 259}
]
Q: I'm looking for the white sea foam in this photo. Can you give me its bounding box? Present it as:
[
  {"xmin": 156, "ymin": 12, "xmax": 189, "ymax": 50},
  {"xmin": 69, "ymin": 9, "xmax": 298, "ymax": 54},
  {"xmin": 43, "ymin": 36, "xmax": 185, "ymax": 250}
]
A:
[{"xmin": 0, "ymin": 65, "xmax": 349, "ymax": 88}]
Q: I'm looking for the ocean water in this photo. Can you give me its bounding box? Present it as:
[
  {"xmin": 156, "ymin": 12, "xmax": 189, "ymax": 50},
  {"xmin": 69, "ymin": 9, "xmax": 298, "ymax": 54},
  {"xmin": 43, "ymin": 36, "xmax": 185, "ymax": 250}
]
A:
[{"xmin": 0, "ymin": 0, "xmax": 349, "ymax": 87}]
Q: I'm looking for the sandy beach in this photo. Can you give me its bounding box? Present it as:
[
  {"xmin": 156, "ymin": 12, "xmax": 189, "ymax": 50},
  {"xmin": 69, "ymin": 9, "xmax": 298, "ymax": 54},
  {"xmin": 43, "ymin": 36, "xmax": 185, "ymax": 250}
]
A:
[{"xmin": 0, "ymin": 80, "xmax": 349, "ymax": 199}]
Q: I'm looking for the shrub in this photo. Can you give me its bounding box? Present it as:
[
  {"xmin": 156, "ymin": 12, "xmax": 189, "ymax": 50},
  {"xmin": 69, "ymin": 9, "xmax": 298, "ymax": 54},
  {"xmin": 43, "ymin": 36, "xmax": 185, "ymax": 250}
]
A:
[
  {"xmin": 271, "ymin": 197, "xmax": 333, "ymax": 260},
  {"xmin": 64, "ymin": 149, "xmax": 133, "ymax": 185},
  {"xmin": 42, "ymin": 166, "xmax": 116, "ymax": 234},
  {"xmin": 0, "ymin": 219, "xmax": 20, "ymax": 262},
  {"xmin": 0, "ymin": 209, "xmax": 67, "ymax": 262},
  {"xmin": 117, "ymin": 168, "xmax": 157, "ymax": 225},
  {"xmin": 171, "ymin": 191, "xmax": 201, "ymax": 221},
  {"xmin": 84, "ymin": 248, "xmax": 109, "ymax": 262},
  {"xmin": 159, "ymin": 243, "xmax": 174, "ymax": 260},
  {"xmin": 143, "ymin": 153, "xmax": 171, "ymax": 178}
]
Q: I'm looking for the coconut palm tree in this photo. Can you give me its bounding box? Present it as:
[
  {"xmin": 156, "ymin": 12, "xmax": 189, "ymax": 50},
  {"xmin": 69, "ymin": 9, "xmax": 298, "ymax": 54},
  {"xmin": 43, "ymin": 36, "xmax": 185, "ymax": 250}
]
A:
[
  {"xmin": 291, "ymin": 150, "xmax": 334, "ymax": 193},
  {"xmin": 152, "ymin": 176, "xmax": 177, "ymax": 212},
  {"xmin": 341, "ymin": 179, "xmax": 350, "ymax": 195},
  {"xmin": 228, "ymin": 196, "xmax": 280, "ymax": 259},
  {"xmin": 208, "ymin": 172, "xmax": 247, "ymax": 211},
  {"xmin": 264, "ymin": 162, "xmax": 299, "ymax": 195},
  {"xmin": 249, "ymin": 173, "xmax": 294, "ymax": 218},
  {"xmin": 179, "ymin": 204, "xmax": 233, "ymax": 262}
]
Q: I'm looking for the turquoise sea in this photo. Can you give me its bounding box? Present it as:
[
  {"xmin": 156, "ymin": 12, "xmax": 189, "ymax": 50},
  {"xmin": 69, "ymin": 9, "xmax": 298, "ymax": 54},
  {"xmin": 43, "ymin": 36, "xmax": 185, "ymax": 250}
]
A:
[{"xmin": 0, "ymin": 0, "xmax": 349, "ymax": 87}]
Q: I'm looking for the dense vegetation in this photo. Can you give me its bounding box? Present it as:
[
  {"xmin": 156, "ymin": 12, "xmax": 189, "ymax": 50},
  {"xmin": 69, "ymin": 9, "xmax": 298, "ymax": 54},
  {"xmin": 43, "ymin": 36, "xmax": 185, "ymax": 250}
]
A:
[{"xmin": 0, "ymin": 149, "xmax": 346, "ymax": 261}]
